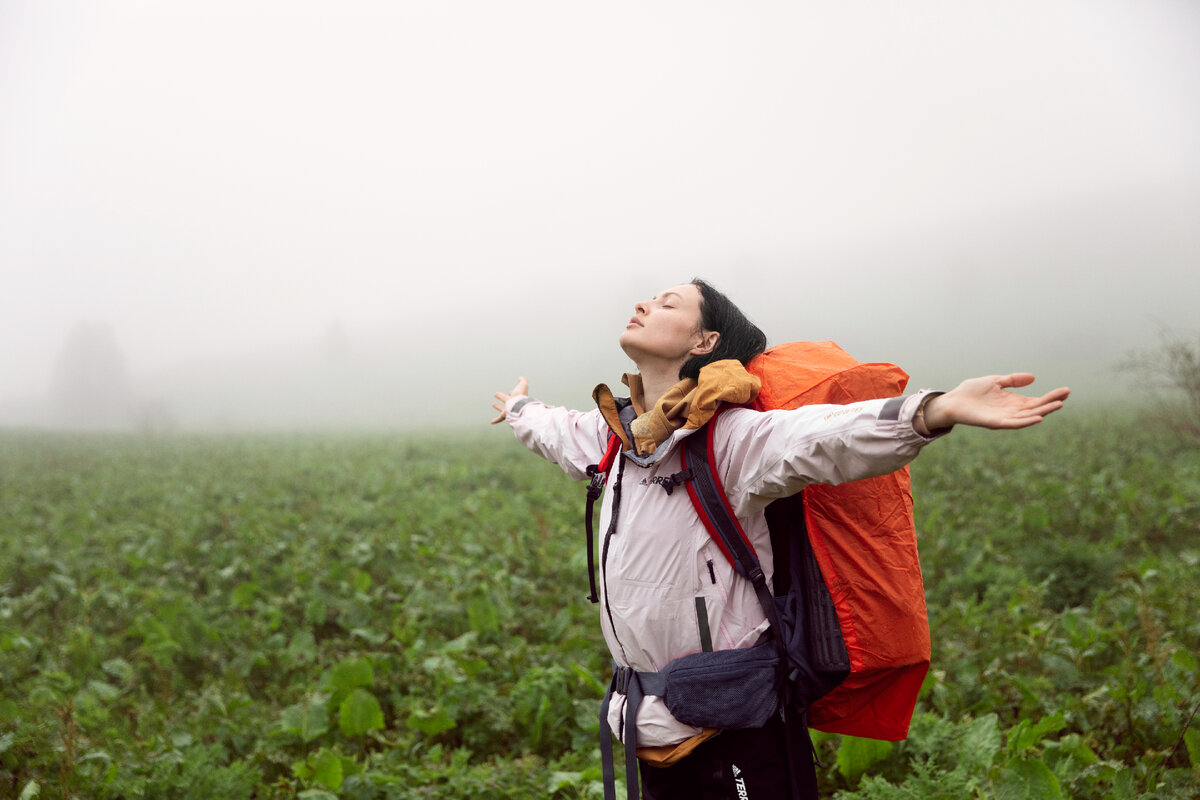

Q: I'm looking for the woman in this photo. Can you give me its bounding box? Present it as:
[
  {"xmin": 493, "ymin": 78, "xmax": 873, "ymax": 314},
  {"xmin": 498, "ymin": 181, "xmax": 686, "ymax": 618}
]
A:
[{"xmin": 490, "ymin": 280, "xmax": 1068, "ymax": 800}]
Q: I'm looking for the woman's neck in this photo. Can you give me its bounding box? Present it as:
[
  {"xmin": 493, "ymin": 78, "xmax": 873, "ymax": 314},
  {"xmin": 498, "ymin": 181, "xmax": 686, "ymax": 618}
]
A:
[{"xmin": 635, "ymin": 360, "xmax": 686, "ymax": 410}]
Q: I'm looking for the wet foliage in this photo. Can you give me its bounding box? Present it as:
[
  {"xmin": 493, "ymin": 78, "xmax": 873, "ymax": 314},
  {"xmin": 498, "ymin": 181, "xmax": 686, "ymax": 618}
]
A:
[{"xmin": 1, "ymin": 414, "xmax": 1197, "ymax": 798}]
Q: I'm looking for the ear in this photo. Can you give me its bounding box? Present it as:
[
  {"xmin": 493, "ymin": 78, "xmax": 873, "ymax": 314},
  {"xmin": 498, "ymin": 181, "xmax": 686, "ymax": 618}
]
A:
[{"xmin": 690, "ymin": 330, "xmax": 720, "ymax": 357}]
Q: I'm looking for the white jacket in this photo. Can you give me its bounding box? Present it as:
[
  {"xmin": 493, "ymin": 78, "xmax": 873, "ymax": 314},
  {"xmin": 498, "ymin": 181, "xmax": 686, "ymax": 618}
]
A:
[{"xmin": 504, "ymin": 391, "xmax": 944, "ymax": 748}]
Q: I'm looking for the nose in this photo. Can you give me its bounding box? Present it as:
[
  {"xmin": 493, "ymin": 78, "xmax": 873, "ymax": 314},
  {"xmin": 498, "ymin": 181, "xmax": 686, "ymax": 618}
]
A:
[{"xmin": 634, "ymin": 300, "xmax": 648, "ymax": 316}]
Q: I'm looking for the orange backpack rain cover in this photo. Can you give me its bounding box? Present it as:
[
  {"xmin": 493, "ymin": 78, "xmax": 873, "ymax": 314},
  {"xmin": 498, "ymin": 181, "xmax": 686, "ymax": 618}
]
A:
[{"xmin": 747, "ymin": 341, "xmax": 930, "ymax": 741}]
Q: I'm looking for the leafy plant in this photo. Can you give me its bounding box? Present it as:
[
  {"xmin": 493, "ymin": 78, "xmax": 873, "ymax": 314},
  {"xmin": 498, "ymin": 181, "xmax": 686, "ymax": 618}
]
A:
[{"xmin": 0, "ymin": 416, "xmax": 1196, "ymax": 798}]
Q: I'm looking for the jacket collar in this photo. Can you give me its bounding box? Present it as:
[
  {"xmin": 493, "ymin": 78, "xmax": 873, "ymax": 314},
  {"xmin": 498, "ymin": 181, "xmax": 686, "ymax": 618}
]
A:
[{"xmin": 593, "ymin": 359, "xmax": 761, "ymax": 461}]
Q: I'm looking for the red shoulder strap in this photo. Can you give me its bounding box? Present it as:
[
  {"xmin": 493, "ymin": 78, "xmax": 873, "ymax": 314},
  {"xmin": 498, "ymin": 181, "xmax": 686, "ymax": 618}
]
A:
[
  {"xmin": 680, "ymin": 406, "xmax": 787, "ymax": 664},
  {"xmin": 679, "ymin": 406, "xmax": 761, "ymax": 579},
  {"xmin": 597, "ymin": 431, "xmax": 621, "ymax": 475}
]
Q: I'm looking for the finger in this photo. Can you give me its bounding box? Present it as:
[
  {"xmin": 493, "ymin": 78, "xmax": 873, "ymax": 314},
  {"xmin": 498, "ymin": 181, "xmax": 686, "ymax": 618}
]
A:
[
  {"xmin": 1027, "ymin": 399, "xmax": 1065, "ymax": 418},
  {"xmin": 994, "ymin": 407, "xmax": 1053, "ymax": 428},
  {"xmin": 997, "ymin": 396, "xmax": 1067, "ymax": 428},
  {"xmin": 1041, "ymin": 386, "xmax": 1071, "ymax": 403},
  {"xmin": 513, "ymin": 376, "xmax": 529, "ymax": 395},
  {"xmin": 489, "ymin": 411, "xmax": 505, "ymax": 425},
  {"xmin": 1015, "ymin": 389, "xmax": 1069, "ymax": 413},
  {"xmin": 996, "ymin": 373, "xmax": 1036, "ymax": 389}
]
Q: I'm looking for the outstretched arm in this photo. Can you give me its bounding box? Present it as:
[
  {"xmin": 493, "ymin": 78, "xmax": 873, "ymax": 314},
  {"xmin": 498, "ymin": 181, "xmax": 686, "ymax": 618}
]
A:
[
  {"xmin": 488, "ymin": 378, "xmax": 610, "ymax": 480},
  {"xmin": 922, "ymin": 373, "xmax": 1069, "ymax": 431},
  {"xmin": 490, "ymin": 376, "xmax": 529, "ymax": 424}
]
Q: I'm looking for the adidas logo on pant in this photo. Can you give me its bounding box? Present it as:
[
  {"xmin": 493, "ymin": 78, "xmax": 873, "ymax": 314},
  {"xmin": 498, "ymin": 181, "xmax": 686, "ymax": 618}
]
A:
[{"xmin": 731, "ymin": 764, "xmax": 749, "ymax": 798}]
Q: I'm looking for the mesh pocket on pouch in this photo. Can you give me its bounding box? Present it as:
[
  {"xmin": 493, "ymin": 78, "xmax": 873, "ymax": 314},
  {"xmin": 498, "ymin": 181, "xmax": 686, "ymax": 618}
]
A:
[{"xmin": 660, "ymin": 643, "xmax": 781, "ymax": 730}]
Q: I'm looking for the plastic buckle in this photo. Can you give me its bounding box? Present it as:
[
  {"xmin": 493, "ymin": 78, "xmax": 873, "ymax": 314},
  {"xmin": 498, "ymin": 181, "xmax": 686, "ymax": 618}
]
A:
[
  {"xmin": 614, "ymin": 666, "xmax": 632, "ymax": 695},
  {"xmin": 587, "ymin": 469, "xmax": 607, "ymax": 499}
]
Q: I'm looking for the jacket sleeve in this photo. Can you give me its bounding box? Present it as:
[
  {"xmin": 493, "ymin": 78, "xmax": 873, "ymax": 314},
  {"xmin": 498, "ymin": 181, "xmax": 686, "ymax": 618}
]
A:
[
  {"xmin": 715, "ymin": 391, "xmax": 948, "ymax": 517},
  {"xmin": 504, "ymin": 396, "xmax": 610, "ymax": 482}
]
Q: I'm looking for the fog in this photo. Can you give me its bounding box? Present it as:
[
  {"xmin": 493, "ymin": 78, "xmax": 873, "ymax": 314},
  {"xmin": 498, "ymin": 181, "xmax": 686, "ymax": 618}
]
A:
[{"xmin": 2, "ymin": 1, "xmax": 1198, "ymax": 431}]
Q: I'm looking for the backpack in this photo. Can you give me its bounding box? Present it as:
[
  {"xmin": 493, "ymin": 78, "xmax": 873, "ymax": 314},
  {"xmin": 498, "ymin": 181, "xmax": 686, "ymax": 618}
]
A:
[
  {"xmin": 585, "ymin": 341, "xmax": 930, "ymax": 800},
  {"xmin": 736, "ymin": 340, "xmax": 931, "ymax": 739}
]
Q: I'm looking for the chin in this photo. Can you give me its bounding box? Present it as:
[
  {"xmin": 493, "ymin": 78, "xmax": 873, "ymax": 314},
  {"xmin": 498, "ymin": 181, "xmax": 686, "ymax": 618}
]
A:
[{"xmin": 618, "ymin": 333, "xmax": 640, "ymax": 361}]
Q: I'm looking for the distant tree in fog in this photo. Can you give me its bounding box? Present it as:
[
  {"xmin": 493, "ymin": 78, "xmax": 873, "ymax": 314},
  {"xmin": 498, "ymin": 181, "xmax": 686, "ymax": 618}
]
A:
[
  {"xmin": 49, "ymin": 321, "xmax": 133, "ymax": 428},
  {"xmin": 1123, "ymin": 327, "xmax": 1200, "ymax": 441}
]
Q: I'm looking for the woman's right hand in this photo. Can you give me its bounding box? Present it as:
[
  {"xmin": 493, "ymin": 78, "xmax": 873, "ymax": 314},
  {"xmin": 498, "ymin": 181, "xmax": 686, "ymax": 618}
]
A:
[{"xmin": 490, "ymin": 377, "xmax": 529, "ymax": 424}]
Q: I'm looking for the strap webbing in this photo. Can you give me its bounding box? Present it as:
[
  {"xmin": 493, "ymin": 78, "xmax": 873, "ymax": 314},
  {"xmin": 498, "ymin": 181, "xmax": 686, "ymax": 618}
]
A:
[
  {"xmin": 599, "ymin": 666, "xmax": 668, "ymax": 800},
  {"xmin": 599, "ymin": 672, "xmax": 618, "ymax": 800},
  {"xmin": 695, "ymin": 596, "xmax": 713, "ymax": 652},
  {"xmin": 584, "ymin": 433, "xmax": 622, "ymax": 603}
]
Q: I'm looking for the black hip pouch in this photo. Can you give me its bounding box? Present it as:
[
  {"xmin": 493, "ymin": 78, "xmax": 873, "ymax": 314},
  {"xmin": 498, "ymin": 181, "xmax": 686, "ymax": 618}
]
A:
[{"xmin": 657, "ymin": 642, "xmax": 782, "ymax": 730}]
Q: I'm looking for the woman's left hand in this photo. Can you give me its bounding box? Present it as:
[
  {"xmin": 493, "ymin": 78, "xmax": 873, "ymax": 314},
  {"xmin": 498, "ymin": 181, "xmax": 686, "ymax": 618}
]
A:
[{"xmin": 922, "ymin": 374, "xmax": 1070, "ymax": 430}]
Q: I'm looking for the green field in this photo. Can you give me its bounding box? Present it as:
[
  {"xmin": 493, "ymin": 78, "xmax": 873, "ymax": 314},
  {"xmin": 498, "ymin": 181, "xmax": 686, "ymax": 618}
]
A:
[{"xmin": 1, "ymin": 414, "xmax": 1198, "ymax": 798}]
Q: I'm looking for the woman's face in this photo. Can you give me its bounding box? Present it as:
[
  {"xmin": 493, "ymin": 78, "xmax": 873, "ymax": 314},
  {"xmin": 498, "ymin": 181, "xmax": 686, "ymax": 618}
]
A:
[{"xmin": 618, "ymin": 283, "xmax": 716, "ymax": 367}]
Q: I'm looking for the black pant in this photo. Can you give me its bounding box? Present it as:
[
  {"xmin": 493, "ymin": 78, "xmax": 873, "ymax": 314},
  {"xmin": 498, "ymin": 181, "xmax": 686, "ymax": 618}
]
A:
[{"xmin": 638, "ymin": 715, "xmax": 794, "ymax": 800}]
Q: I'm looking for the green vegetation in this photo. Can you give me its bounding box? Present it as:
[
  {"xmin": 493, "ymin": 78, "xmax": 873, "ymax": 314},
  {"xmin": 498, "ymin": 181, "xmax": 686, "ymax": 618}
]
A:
[
  {"xmin": 1, "ymin": 414, "xmax": 1197, "ymax": 798},
  {"xmin": 831, "ymin": 416, "xmax": 1200, "ymax": 800}
]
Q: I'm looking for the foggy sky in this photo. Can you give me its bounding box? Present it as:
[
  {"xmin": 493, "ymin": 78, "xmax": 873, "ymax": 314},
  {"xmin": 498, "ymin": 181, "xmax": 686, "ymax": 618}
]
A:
[{"xmin": 2, "ymin": 1, "xmax": 1198, "ymax": 430}]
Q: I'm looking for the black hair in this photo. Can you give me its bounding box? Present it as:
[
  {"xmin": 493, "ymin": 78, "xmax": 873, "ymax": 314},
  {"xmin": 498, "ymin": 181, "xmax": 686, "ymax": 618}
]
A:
[{"xmin": 679, "ymin": 278, "xmax": 768, "ymax": 380}]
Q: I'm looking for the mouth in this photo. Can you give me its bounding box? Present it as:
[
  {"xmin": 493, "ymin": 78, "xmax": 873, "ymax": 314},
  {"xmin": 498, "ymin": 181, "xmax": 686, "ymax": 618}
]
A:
[{"xmin": 627, "ymin": 316, "xmax": 643, "ymax": 328}]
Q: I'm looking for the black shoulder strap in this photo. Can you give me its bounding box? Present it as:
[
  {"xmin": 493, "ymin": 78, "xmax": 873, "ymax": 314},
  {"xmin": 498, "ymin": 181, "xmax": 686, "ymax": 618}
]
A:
[{"xmin": 583, "ymin": 432, "xmax": 622, "ymax": 603}]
